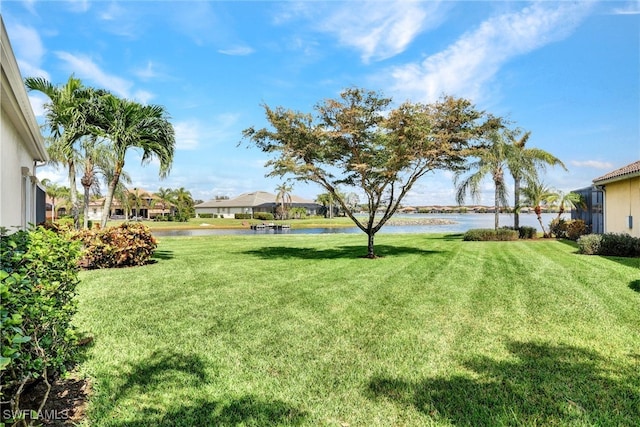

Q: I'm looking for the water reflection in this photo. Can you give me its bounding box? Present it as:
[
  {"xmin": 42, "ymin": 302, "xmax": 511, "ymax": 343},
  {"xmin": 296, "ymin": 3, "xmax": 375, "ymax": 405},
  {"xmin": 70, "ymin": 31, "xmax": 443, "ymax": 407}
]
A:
[{"xmin": 153, "ymin": 213, "xmax": 564, "ymax": 237}]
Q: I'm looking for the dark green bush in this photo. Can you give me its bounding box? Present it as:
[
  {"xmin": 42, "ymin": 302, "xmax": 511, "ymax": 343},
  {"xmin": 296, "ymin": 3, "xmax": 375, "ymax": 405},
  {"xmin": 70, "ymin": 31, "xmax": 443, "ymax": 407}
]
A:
[
  {"xmin": 1, "ymin": 226, "xmax": 81, "ymax": 411},
  {"xmin": 73, "ymin": 222, "xmax": 157, "ymax": 269},
  {"xmin": 254, "ymin": 212, "xmax": 275, "ymax": 221},
  {"xmin": 464, "ymin": 228, "xmax": 518, "ymax": 241},
  {"xmin": 198, "ymin": 213, "xmax": 213, "ymax": 219},
  {"xmin": 518, "ymin": 226, "xmax": 537, "ymax": 239},
  {"xmin": 234, "ymin": 213, "xmax": 252, "ymax": 219},
  {"xmin": 599, "ymin": 233, "xmax": 640, "ymax": 257},
  {"xmin": 577, "ymin": 233, "xmax": 640, "ymax": 257}
]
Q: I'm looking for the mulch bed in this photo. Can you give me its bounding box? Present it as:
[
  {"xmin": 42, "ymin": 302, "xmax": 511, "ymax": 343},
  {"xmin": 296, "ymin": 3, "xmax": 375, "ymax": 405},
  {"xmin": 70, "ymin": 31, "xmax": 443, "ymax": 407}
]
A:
[{"xmin": 2, "ymin": 374, "xmax": 90, "ymax": 426}]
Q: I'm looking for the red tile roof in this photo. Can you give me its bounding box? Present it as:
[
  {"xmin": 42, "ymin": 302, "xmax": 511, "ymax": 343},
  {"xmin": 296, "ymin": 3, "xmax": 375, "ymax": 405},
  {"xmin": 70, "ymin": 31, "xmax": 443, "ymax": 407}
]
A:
[{"xmin": 593, "ymin": 160, "xmax": 640, "ymax": 184}]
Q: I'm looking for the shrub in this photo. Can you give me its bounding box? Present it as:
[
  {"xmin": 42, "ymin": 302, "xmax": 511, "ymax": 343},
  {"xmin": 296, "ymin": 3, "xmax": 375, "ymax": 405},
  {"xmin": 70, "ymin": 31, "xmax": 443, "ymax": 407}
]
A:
[
  {"xmin": 577, "ymin": 233, "xmax": 640, "ymax": 257},
  {"xmin": 234, "ymin": 213, "xmax": 252, "ymax": 220},
  {"xmin": 549, "ymin": 218, "xmax": 567, "ymax": 238},
  {"xmin": 565, "ymin": 220, "xmax": 588, "ymax": 241},
  {"xmin": 518, "ymin": 226, "xmax": 537, "ymax": 239},
  {"xmin": 599, "ymin": 233, "xmax": 640, "ymax": 257},
  {"xmin": 577, "ymin": 234, "xmax": 602, "ymax": 255},
  {"xmin": 198, "ymin": 213, "xmax": 213, "ymax": 219},
  {"xmin": 464, "ymin": 228, "xmax": 518, "ymax": 241},
  {"xmin": 73, "ymin": 222, "xmax": 157, "ymax": 269},
  {"xmin": 1, "ymin": 226, "xmax": 81, "ymax": 415},
  {"xmin": 254, "ymin": 212, "xmax": 275, "ymax": 221}
]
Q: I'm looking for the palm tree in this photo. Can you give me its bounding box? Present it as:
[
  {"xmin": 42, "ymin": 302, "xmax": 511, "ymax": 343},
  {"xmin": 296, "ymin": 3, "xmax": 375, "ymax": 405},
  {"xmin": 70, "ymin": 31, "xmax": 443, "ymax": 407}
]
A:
[
  {"xmin": 455, "ymin": 129, "xmax": 510, "ymax": 230},
  {"xmin": 171, "ymin": 187, "xmax": 194, "ymax": 221},
  {"xmin": 522, "ymin": 179, "xmax": 556, "ymax": 237},
  {"xmin": 92, "ymin": 94, "xmax": 175, "ymax": 227},
  {"xmin": 40, "ymin": 178, "xmax": 66, "ymax": 221},
  {"xmin": 155, "ymin": 187, "xmax": 174, "ymax": 219},
  {"xmin": 25, "ymin": 76, "xmax": 94, "ymax": 229},
  {"xmin": 552, "ymin": 190, "xmax": 585, "ymax": 220},
  {"xmin": 505, "ymin": 128, "xmax": 566, "ymax": 228},
  {"xmin": 79, "ymin": 135, "xmax": 116, "ymax": 228},
  {"xmin": 275, "ymin": 183, "xmax": 293, "ymax": 220}
]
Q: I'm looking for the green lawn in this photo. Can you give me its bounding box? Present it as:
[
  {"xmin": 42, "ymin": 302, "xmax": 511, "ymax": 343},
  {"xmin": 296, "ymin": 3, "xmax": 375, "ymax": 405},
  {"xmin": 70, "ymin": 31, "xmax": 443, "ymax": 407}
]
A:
[{"xmin": 75, "ymin": 233, "xmax": 640, "ymax": 426}]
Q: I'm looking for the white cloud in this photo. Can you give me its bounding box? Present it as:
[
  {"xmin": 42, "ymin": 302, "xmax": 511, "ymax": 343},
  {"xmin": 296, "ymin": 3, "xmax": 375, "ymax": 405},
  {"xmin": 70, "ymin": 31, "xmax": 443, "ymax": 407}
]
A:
[
  {"xmin": 611, "ymin": 2, "xmax": 640, "ymax": 15},
  {"xmin": 388, "ymin": 2, "xmax": 594, "ymax": 103},
  {"xmin": 570, "ymin": 160, "xmax": 614, "ymax": 169},
  {"xmin": 6, "ymin": 23, "xmax": 50, "ymax": 79},
  {"xmin": 66, "ymin": 0, "xmax": 91, "ymax": 14},
  {"xmin": 174, "ymin": 121, "xmax": 201, "ymax": 151},
  {"xmin": 218, "ymin": 46, "xmax": 255, "ymax": 56},
  {"xmin": 54, "ymin": 51, "xmax": 155, "ymax": 103},
  {"xmin": 55, "ymin": 51, "xmax": 132, "ymax": 97},
  {"xmin": 317, "ymin": 0, "xmax": 444, "ymax": 63},
  {"xmin": 28, "ymin": 94, "xmax": 48, "ymax": 118}
]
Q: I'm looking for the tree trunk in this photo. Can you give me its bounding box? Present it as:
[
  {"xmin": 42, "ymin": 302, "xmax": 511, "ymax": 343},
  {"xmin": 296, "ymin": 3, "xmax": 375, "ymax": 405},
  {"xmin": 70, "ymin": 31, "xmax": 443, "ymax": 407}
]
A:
[
  {"xmin": 83, "ymin": 185, "xmax": 90, "ymax": 229},
  {"xmin": 68, "ymin": 161, "xmax": 80, "ymax": 229},
  {"xmin": 513, "ymin": 176, "xmax": 521, "ymax": 229},
  {"xmin": 367, "ymin": 231, "xmax": 375, "ymax": 258},
  {"xmin": 101, "ymin": 164, "xmax": 122, "ymax": 228},
  {"xmin": 494, "ymin": 186, "xmax": 500, "ymax": 230}
]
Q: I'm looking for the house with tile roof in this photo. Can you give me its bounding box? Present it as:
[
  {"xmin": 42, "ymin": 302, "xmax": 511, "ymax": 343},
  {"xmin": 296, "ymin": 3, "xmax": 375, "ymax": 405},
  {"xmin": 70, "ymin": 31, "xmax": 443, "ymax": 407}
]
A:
[
  {"xmin": 87, "ymin": 188, "xmax": 177, "ymax": 221},
  {"xmin": 1, "ymin": 17, "xmax": 49, "ymax": 231},
  {"xmin": 582, "ymin": 160, "xmax": 640, "ymax": 237},
  {"xmin": 194, "ymin": 191, "xmax": 322, "ymax": 218}
]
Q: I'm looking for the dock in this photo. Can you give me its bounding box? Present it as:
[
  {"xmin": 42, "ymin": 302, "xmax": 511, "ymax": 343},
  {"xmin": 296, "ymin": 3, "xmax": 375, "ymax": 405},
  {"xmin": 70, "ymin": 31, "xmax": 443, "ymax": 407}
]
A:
[{"xmin": 250, "ymin": 223, "xmax": 291, "ymax": 231}]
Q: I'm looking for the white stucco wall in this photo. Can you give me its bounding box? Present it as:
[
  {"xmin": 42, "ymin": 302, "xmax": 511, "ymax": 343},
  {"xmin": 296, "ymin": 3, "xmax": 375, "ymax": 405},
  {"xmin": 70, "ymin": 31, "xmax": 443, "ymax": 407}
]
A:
[
  {"xmin": 0, "ymin": 108, "xmax": 40, "ymax": 230},
  {"xmin": 1, "ymin": 17, "xmax": 48, "ymax": 231}
]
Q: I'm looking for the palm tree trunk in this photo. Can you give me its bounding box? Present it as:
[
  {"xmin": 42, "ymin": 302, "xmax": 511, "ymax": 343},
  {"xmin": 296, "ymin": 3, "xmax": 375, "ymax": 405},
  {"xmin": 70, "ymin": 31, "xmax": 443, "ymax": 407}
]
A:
[
  {"xmin": 83, "ymin": 185, "xmax": 90, "ymax": 229},
  {"xmin": 513, "ymin": 176, "xmax": 521, "ymax": 229},
  {"xmin": 494, "ymin": 186, "xmax": 500, "ymax": 230},
  {"xmin": 68, "ymin": 161, "xmax": 80, "ymax": 229},
  {"xmin": 535, "ymin": 206, "xmax": 548, "ymax": 237},
  {"xmin": 101, "ymin": 164, "xmax": 122, "ymax": 228}
]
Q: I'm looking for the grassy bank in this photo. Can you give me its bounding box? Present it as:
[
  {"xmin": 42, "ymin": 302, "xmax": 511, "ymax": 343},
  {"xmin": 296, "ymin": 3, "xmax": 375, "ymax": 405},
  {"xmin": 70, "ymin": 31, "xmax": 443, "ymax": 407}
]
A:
[
  {"xmin": 75, "ymin": 233, "xmax": 639, "ymax": 426},
  {"xmin": 105, "ymin": 216, "xmax": 357, "ymax": 230}
]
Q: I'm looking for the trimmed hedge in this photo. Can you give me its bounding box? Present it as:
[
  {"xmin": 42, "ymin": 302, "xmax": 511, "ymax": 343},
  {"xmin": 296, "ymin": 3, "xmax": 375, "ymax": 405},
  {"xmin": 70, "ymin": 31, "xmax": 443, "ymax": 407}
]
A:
[
  {"xmin": 463, "ymin": 228, "xmax": 518, "ymax": 241},
  {"xmin": 253, "ymin": 212, "xmax": 274, "ymax": 221},
  {"xmin": 1, "ymin": 226, "xmax": 81, "ymax": 414},
  {"xmin": 577, "ymin": 233, "xmax": 640, "ymax": 257}
]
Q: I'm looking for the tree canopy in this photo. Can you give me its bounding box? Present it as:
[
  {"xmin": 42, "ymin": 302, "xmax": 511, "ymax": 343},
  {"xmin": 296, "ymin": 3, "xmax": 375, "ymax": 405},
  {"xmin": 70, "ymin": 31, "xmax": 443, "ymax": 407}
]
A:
[{"xmin": 243, "ymin": 87, "xmax": 501, "ymax": 257}]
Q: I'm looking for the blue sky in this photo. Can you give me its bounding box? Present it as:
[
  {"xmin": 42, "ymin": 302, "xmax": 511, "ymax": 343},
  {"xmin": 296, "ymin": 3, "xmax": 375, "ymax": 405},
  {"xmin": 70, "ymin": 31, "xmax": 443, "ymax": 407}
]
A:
[{"xmin": 3, "ymin": 0, "xmax": 639, "ymax": 206}]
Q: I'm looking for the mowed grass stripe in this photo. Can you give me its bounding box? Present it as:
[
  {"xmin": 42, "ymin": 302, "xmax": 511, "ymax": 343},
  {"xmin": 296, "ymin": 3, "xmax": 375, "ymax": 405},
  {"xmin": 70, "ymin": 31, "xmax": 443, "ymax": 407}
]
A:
[{"xmin": 75, "ymin": 233, "xmax": 640, "ymax": 426}]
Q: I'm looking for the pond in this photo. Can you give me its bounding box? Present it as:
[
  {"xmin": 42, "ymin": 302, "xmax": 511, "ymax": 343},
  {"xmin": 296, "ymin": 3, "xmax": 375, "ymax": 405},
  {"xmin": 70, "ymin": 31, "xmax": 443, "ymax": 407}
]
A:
[{"xmin": 153, "ymin": 213, "xmax": 565, "ymax": 237}]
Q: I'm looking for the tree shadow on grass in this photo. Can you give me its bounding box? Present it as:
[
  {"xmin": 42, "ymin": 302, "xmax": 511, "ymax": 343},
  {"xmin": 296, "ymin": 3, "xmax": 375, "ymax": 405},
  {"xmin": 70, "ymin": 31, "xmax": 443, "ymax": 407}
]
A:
[
  {"xmin": 95, "ymin": 350, "xmax": 307, "ymax": 426},
  {"xmin": 630, "ymin": 279, "xmax": 640, "ymax": 293},
  {"xmin": 366, "ymin": 340, "xmax": 639, "ymax": 426},
  {"xmin": 242, "ymin": 244, "xmax": 443, "ymax": 259},
  {"xmin": 112, "ymin": 396, "xmax": 307, "ymax": 427},
  {"xmin": 151, "ymin": 250, "xmax": 174, "ymax": 260}
]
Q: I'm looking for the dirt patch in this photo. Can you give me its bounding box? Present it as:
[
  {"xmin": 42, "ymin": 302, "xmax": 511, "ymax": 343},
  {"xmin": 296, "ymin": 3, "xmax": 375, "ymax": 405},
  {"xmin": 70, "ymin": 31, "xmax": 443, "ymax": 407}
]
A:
[{"xmin": 2, "ymin": 374, "xmax": 90, "ymax": 426}]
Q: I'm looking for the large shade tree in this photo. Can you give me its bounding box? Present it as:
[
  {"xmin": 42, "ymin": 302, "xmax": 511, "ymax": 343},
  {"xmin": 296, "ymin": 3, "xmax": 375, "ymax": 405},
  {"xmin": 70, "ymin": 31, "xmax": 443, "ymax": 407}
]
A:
[
  {"xmin": 243, "ymin": 88, "xmax": 500, "ymax": 257},
  {"xmin": 91, "ymin": 94, "xmax": 175, "ymax": 227}
]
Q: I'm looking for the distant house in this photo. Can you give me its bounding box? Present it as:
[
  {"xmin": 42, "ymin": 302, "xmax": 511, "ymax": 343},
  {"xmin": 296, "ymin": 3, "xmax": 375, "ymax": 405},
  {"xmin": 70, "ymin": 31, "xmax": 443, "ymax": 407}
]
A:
[
  {"xmin": 592, "ymin": 160, "xmax": 640, "ymax": 238},
  {"xmin": 195, "ymin": 191, "xmax": 322, "ymax": 218},
  {"xmin": 0, "ymin": 17, "xmax": 48, "ymax": 231},
  {"xmin": 88, "ymin": 188, "xmax": 177, "ymax": 221}
]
